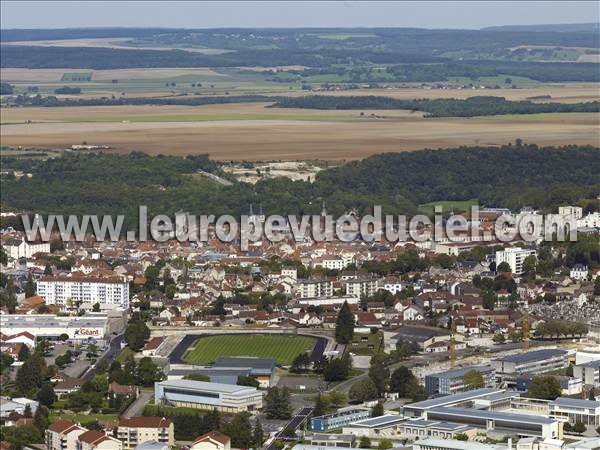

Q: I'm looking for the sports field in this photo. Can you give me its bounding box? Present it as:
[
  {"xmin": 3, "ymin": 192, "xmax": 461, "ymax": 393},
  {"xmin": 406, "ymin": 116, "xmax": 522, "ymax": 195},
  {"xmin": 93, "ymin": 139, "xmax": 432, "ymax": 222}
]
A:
[{"xmin": 183, "ymin": 334, "xmax": 316, "ymax": 365}]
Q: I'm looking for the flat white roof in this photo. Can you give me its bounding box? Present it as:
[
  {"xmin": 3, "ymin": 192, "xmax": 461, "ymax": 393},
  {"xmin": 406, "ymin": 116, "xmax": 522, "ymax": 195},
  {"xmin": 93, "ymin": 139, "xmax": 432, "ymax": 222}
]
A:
[
  {"xmin": 414, "ymin": 438, "xmax": 505, "ymax": 450},
  {"xmin": 405, "ymin": 388, "xmax": 501, "ymax": 410},
  {"xmin": 347, "ymin": 414, "xmax": 405, "ymax": 428},
  {"xmin": 156, "ymin": 379, "xmax": 258, "ymax": 394}
]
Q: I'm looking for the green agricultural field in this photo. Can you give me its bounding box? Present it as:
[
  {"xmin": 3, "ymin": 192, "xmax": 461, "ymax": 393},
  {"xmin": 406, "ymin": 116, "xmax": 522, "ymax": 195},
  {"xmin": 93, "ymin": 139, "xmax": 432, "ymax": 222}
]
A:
[{"xmin": 183, "ymin": 334, "xmax": 316, "ymax": 365}]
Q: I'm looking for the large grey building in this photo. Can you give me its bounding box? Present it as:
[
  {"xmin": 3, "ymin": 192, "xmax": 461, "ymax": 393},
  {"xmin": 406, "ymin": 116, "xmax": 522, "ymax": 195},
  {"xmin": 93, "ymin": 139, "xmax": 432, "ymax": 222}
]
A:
[
  {"xmin": 491, "ymin": 349, "xmax": 568, "ymax": 385},
  {"xmin": 154, "ymin": 379, "xmax": 262, "ymax": 413},
  {"xmin": 425, "ymin": 365, "xmax": 496, "ymax": 396}
]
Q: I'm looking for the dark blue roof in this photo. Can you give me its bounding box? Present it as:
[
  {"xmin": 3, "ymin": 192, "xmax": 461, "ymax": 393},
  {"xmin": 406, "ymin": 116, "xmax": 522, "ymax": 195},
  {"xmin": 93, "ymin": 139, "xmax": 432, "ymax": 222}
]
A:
[{"xmin": 497, "ymin": 349, "xmax": 567, "ymax": 364}]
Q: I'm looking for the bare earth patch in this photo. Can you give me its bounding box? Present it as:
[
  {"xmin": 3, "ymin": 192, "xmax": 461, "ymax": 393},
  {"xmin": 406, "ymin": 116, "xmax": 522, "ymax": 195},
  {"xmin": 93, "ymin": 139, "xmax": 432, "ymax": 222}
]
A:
[
  {"xmin": 1, "ymin": 103, "xmax": 597, "ymax": 160},
  {"xmin": 3, "ymin": 37, "xmax": 230, "ymax": 54}
]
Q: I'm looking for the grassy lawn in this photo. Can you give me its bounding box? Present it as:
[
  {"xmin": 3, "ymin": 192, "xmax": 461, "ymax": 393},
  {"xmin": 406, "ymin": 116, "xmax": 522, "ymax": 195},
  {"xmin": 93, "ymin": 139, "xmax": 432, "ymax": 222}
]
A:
[
  {"xmin": 116, "ymin": 347, "xmax": 134, "ymax": 363},
  {"xmin": 49, "ymin": 412, "xmax": 119, "ymax": 424},
  {"xmin": 183, "ymin": 334, "xmax": 316, "ymax": 365},
  {"xmin": 349, "ymin": 332, "xmax": 385, "ymax": 356},
  {"xmin": 418, "ymin": 199, "xmax": 479, "ymax": 215}
]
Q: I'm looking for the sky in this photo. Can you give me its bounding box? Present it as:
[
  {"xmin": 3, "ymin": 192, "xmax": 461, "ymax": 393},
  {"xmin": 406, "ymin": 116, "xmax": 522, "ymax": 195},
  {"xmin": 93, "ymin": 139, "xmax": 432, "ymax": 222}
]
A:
[{"xmin": 1, "ymin": 1, "xmax": 598, "ymax": 30}]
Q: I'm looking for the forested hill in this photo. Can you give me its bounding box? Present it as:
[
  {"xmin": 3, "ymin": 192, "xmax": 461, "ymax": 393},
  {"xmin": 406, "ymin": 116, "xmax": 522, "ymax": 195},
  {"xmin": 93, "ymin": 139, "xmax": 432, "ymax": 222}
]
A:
[
  {"xmin": 1, "ymin": 145, "xmax": 599, "ymax": 229},
  {"xmin": 314, "ymin": 144, "xmax": 600, "ymax": 209}
]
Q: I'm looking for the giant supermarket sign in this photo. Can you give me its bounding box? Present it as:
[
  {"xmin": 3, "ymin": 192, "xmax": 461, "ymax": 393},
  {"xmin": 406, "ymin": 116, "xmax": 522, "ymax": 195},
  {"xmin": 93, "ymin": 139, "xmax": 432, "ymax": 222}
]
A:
[{"xmin": 73, "ymin": 328, "xmax": 101, "ymax": 337}]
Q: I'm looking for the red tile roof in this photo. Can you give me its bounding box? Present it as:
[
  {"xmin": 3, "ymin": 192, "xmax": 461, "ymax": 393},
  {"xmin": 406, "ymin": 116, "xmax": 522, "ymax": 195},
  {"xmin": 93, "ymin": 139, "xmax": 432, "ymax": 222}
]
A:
[
  {"xmin": 78, "ymin": 430, "xmax": 108, "ymax": 445},
  {"xmin": 47, "ymin": 419, "xmax": 78, "ymax": 434},
  {"xmin": 193, "ymin": 431, "xmax": 231, "ymax": 446},
  {"xmin": 143, "ymin": 336, "xmax": 165, "ymax": 351},
  {"xmin": 118, "ymin": 416, "xmax": 172, "ymax": 428}
]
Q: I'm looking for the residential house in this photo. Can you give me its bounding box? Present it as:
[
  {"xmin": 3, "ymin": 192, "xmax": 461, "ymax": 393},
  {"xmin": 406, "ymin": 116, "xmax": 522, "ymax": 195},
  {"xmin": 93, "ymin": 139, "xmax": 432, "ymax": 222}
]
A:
[
  {"xmin": 142, "ymin": 337, "xmax": 166, "ymax": 357},
  {"xmin": 77, "ymin": 429, "xmax": 123, "ymax": 450},
  {"xmin": 190, "ymin": 431, "xmax": 231, "ymax": 450},
  {"xmin": 46, "ymin": 419, "xmax": 87, "ymax": 450}
]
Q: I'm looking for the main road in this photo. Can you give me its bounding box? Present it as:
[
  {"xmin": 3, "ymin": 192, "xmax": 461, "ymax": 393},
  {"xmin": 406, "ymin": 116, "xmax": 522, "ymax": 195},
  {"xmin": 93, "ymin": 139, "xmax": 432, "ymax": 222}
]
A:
[
  {"xmin": 82, "ymin": 334, "xmax": 124, "ymax": 381},
  {"xmin": 264, "ymin": 406, "xmax": 313, "ymax": 450}
]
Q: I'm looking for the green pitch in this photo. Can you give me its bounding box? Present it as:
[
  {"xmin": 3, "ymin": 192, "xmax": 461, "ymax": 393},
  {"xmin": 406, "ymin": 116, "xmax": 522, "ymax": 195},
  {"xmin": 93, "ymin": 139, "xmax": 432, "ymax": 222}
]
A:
[{"xmin": 183, "ymin": 334, "xmax": 316, "ymax": 365}]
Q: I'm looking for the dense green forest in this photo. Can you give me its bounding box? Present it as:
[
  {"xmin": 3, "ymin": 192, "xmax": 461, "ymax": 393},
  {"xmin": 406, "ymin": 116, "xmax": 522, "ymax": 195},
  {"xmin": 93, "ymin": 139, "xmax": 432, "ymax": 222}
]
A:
[
  {"xmin": 1, "ymin": 145, "xmax": 598, "ymax": 231},
  {"xmin": 271, "ymin": 96, "xmax": 600, "ymax": 117}
]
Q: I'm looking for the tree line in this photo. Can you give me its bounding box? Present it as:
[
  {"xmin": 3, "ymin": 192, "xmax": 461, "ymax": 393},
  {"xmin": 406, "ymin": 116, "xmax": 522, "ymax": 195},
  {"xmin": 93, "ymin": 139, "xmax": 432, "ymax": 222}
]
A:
[
  {"xmin": 1, "ymin": 145, "xmax": 598, "ymax": 232},
  {"xmin": 271, "ymin": 95, "xmax": 600, "ymax": 117}
]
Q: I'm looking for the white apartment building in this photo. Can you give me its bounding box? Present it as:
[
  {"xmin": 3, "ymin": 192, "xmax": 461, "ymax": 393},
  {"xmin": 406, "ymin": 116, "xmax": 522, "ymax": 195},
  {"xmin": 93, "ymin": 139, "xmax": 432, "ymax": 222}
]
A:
[
  {"xmin": 77, "ymin": 429, "xmax": 123, "ymax": 450},
  {"xmin": 578, "ymin": 212, "xmax": 600, "ymax": 229},
  {"xmin": 570, "ymin": 264, "xmax": 589, "ymax": 281},
  {"xmin": 46, "ymin": 419, "xmax": 87, "ymax": 450},
  {"xmin": 343, "ymin": 278, "xmax": 379, "ymax": 299},
  {"xmin": 495, "ymin": 247, "xmax": 536, "ymax": 275},
  {"xmin": 3, "ymin": 238, "xmax": 50, "ymax": 260},
  {"xmin": 280, "ymin": 268, "xmax": 297, "ymax": 281},
  {"xmin": 312, "ymin": 256, "xmax": 347, "ymax": 271},
  {"xmin": 297, "ymin": 278, "xmax": 333, "ymax": 298},
  {"xmin": 558, "ymin": 206, "xmax": 583, "ymax": 220},
  {"xmin": 37, "ymin": 275, "xmax": 129, "ymax": 310},
  {"xmin": 380, "ymin": 277, "xmax": 403, "ymax": 294},
  {"xmin": 117, "ymin": 417, "xmax": 174, "ymax": 449}
]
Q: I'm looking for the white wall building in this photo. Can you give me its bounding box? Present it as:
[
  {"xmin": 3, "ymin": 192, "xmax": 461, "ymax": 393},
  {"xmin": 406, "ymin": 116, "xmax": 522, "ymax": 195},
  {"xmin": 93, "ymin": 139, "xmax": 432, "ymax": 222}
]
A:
[
  {"xmin": 495, "ymin": 247, "xmax": 536, "ymax": 275},
  {"xmin": 37, "ymin": 275, "xmax": 129, "ymax": 310},
  {"xmin": 380, "ymin": 278, "xmax": 402, "ymax": 295},
  {"xmin": 549, "ymin": 397, "xmax": 600, "ymax": 426},
  {"xmin": 3, "ymin": 238, "xmax": 50, "ymax": 260},
  {"xmin": 558, "ymin": 206, "xmax": 583, "ymax": 220},
  {"xmin": 297, "ymin": 279, "xmax": 333, "ymax": 298},
  {"xmin": 577, "ymin": 212, "xmax": 600, "ymax": 229},
  {"xmin": 297, "ymin": 295, "xmax": 359, "ymax": 307},
  {"xmin": 570, "ymin": 264, "xmax": 589, "ymax": 281},
  {"xmin": 0, "ymin": 313, "xmax": 108, "ymax": 340},
  {"xmin": 281, "ymin": 268, "xmax": 297, "ymax": 281},
  {"xmin": 344, "ymin": 278, "xmax": 379, "ymax": 299},
  {"xmin": 154, "ymin": 379, "xmax": 262, "ymax": 413}
]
